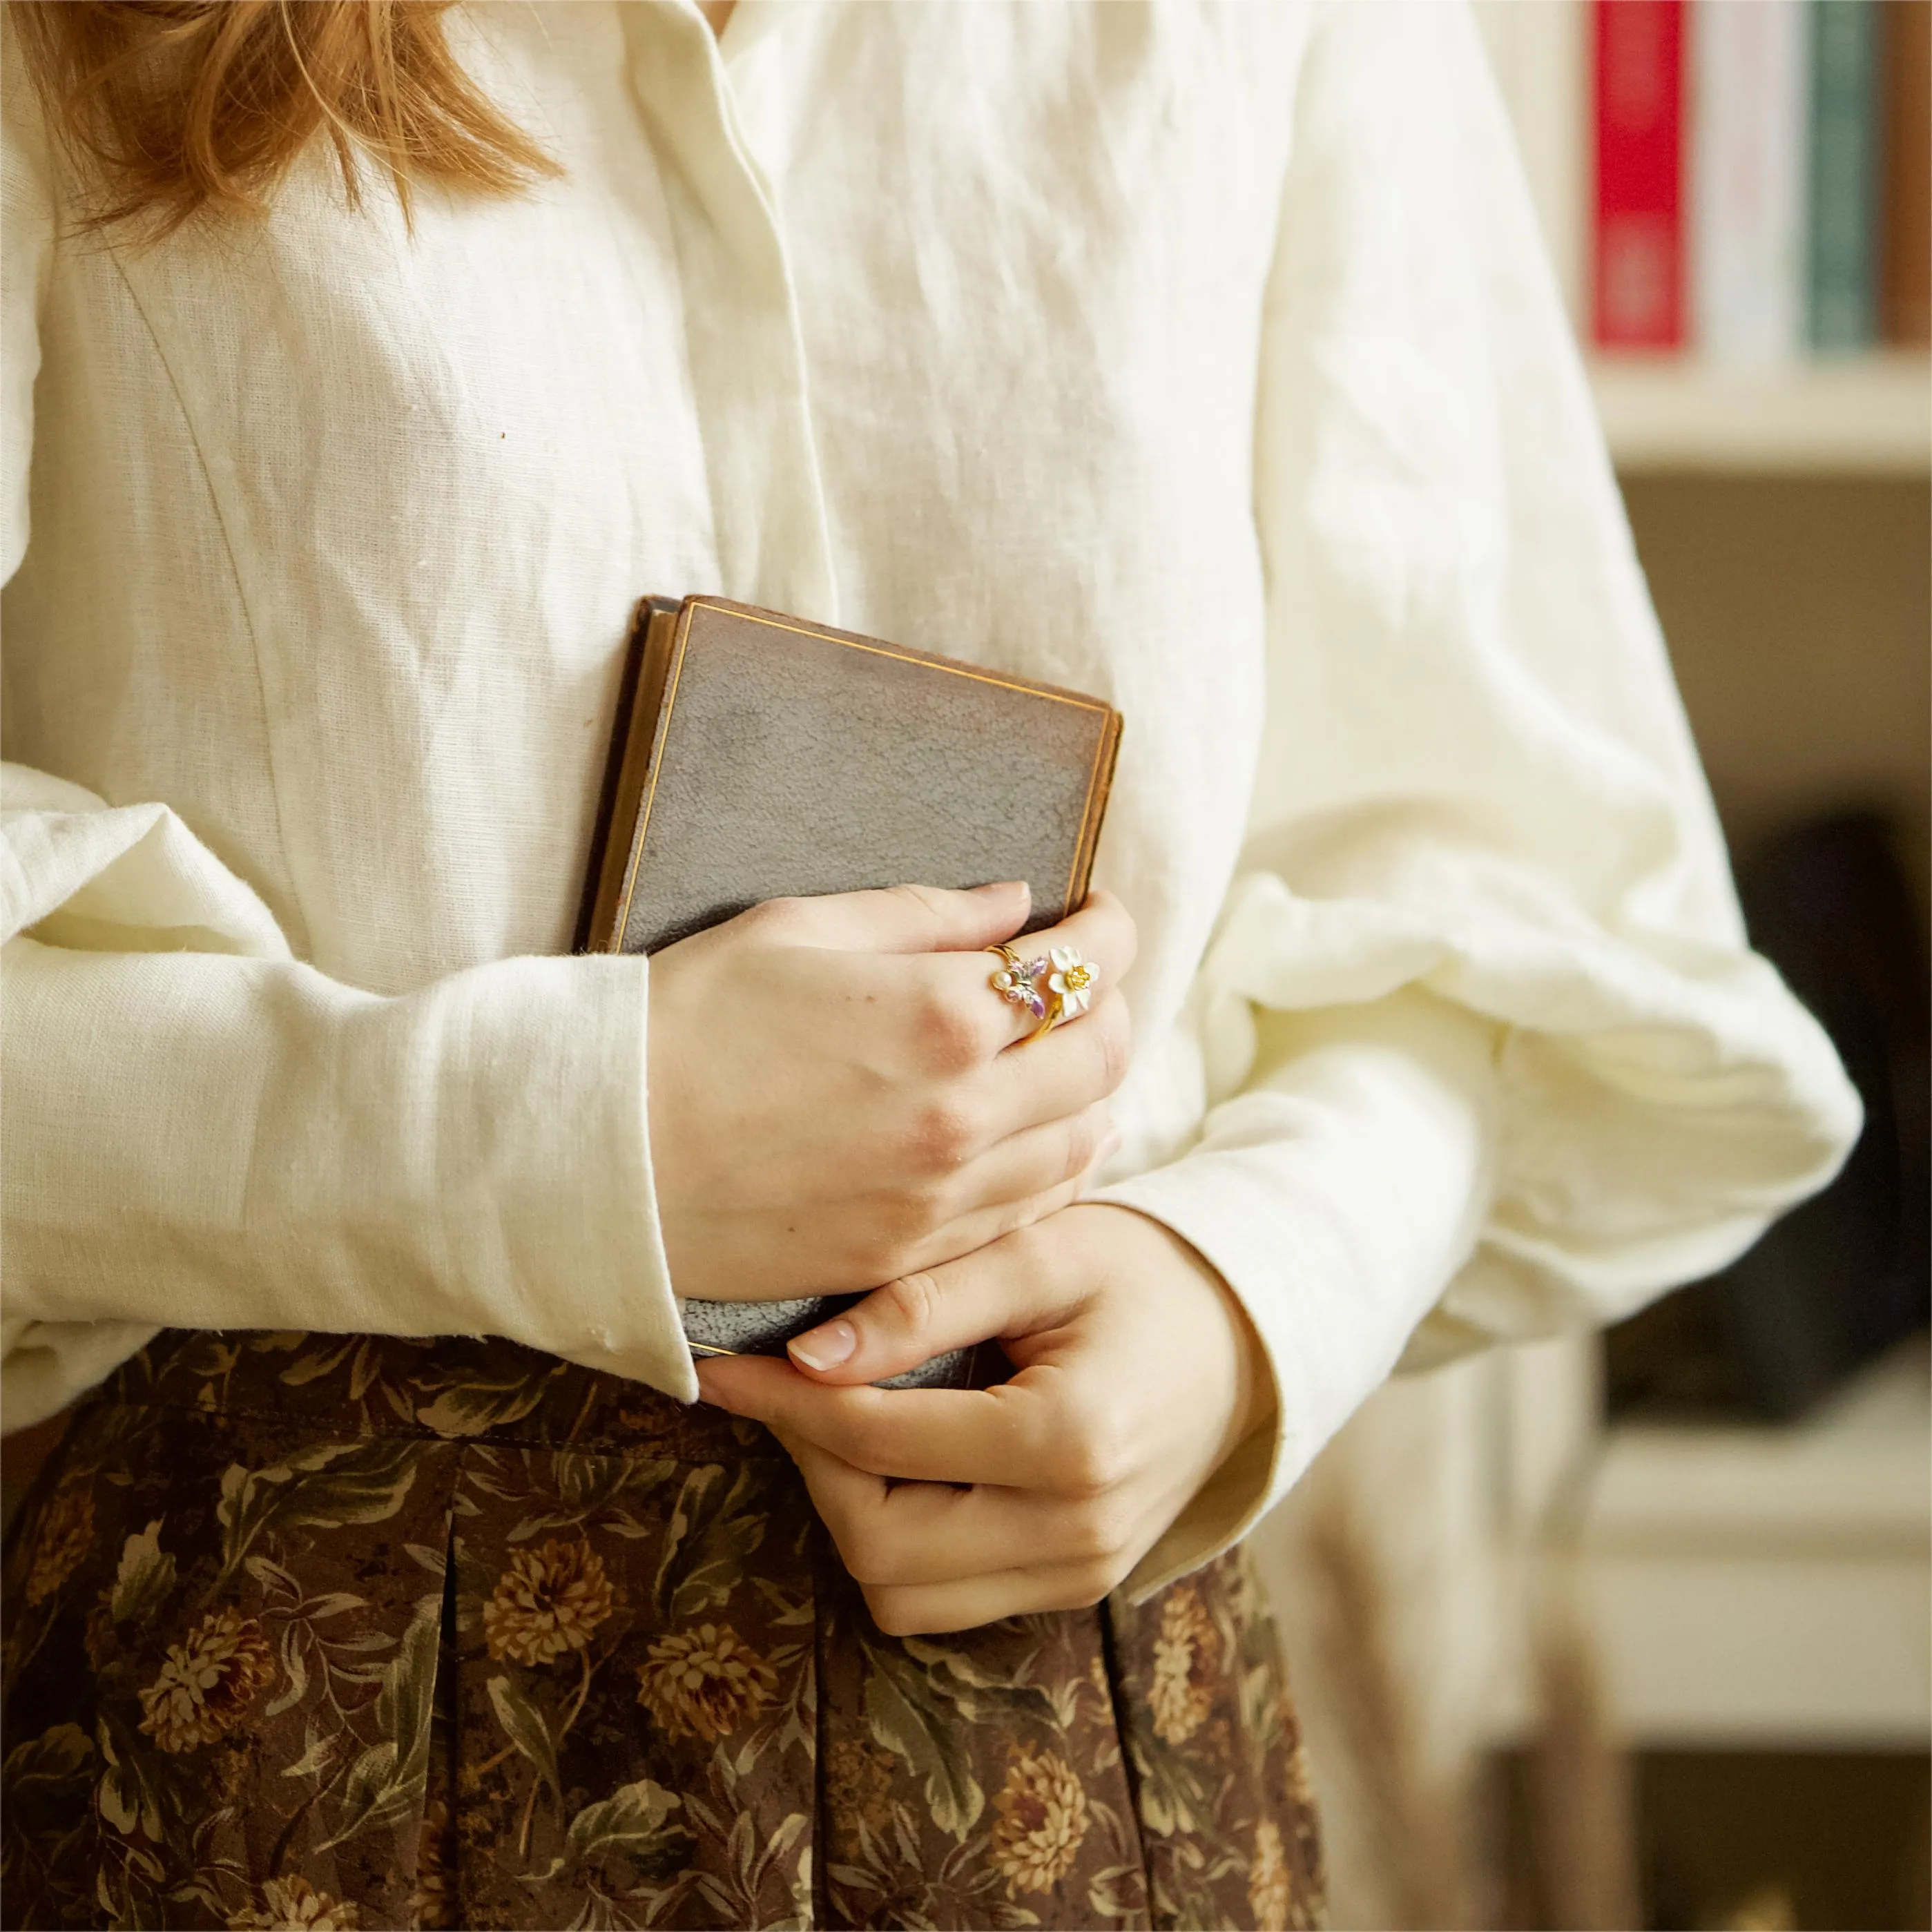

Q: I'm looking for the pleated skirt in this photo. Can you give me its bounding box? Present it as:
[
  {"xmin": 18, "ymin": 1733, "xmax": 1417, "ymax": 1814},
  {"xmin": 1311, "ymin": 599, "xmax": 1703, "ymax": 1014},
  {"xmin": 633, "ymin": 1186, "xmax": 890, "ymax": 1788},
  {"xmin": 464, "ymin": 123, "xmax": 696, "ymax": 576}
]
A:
[{"xmin": 2, "ymin": 1330, "xmax": 1323, "ymax": 1930}]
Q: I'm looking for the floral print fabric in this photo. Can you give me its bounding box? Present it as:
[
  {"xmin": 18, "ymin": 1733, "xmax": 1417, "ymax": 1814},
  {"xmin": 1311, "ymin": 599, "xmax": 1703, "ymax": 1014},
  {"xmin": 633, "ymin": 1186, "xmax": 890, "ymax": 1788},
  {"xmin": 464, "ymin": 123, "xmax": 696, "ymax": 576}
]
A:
[{"xmin": 3, "ymin": 1331, "xmax": 1322, "ymax": 1929}]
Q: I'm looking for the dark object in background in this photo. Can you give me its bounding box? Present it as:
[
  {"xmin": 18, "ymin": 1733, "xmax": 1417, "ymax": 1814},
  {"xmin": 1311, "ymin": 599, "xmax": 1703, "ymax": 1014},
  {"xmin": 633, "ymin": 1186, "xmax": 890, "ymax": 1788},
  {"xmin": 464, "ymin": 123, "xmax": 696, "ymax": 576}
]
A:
[
  {"xmin": 1607, "ymin": 810, "xmax": 1931, "ymax": 1420},
  {"xmin": 1490, "ymin": 1746, "xmax": 1931, "ymax": 1931}
]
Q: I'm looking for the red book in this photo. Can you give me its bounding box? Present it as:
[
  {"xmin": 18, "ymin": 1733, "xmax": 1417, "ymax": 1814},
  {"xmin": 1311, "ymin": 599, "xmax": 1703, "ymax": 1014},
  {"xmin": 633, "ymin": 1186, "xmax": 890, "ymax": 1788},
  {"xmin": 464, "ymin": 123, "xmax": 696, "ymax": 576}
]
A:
[{"xmin": 1593, "ymin": 0, "xmax": 1687, "ymax": 349}]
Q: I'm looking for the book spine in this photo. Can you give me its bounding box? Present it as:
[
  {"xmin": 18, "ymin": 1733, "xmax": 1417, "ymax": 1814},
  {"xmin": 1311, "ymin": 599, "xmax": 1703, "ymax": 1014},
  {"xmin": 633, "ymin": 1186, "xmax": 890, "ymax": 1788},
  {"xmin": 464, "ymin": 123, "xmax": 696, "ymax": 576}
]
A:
[
  {"xmin": 1593, "ymin": 0, "xmax": 1687, "ymax": 349},
  {"xmin": 1693, "ymin": 0, "xmax": 1810, "ymax": 360},
  {"xmin": 1808, "ymin": 0, "xmax": 1883, "ymax": 351},
  {"xmin": 1882, "ymin": 0, "xmax": 1932, "ymax": 344}
]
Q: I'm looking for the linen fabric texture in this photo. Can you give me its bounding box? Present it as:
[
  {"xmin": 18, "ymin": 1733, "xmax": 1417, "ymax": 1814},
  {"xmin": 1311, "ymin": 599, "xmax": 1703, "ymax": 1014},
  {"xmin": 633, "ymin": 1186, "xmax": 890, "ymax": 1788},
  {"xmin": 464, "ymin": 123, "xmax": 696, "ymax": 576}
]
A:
[
  {"xmin": 1, "ymin": 1330, "xmax": 1324, "ymax": 1930},
  {"xmin": 0, "ymin": 0, "xmax": 1858, "ymax": 1594}
]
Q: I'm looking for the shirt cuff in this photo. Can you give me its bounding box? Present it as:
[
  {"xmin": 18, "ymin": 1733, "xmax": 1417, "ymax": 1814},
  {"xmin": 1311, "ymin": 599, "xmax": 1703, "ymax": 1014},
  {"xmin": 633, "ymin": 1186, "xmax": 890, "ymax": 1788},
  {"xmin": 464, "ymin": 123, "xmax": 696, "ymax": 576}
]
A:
[
  {"xmin": 2, "ymin": 936, "xmax": 698, "ymax": 1413},
  {"xmin": 1092, "ymin": 990, "xmax": 1500, "ymax": 1597}
]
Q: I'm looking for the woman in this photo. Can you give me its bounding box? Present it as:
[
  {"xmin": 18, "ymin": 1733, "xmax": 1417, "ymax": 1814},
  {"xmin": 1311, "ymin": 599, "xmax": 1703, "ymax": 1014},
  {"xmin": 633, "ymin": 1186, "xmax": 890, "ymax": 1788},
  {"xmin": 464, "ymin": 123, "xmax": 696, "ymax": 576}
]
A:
[{"xmin": 0, "ymin": 3, "xmax": 1856, "ymax": 1928}]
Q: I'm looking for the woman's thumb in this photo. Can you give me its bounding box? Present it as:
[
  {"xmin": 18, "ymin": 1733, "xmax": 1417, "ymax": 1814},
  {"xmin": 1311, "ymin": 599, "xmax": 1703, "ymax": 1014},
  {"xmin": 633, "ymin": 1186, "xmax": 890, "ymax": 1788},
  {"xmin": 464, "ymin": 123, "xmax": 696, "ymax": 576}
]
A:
[{"xmin": 787, "ymin": 1250, "xmax": 1036, "ymax": 1384}]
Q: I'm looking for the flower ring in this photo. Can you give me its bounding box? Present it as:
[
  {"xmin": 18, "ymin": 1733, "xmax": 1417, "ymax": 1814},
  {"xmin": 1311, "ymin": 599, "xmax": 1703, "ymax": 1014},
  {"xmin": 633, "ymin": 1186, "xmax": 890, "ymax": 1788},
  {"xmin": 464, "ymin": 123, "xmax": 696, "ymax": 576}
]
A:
[
  {"xmin": 985, "ymin": 942, "xmax": 1100, "ymax": 1042},
  {"xmin": 985, "ymin": 943, "xmax": 1050, "ymax": 1023},
  {"xmin": 1045, "ymin": 945, "xmax": 1097, "ymax": 1021}
]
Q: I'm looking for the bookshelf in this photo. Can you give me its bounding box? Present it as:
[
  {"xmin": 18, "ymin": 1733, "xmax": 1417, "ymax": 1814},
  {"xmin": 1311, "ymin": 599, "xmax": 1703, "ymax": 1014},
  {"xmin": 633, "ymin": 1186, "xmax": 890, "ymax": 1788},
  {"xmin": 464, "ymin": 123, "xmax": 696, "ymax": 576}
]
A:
[
  {"xmin": 1591, "ymin": 350, "xmax": 1931, "ymax": 472},
  {"xmin": 1583, "ymin": 1336, "xmax": 1931, "ymax": 1745},
  {"xmin": 1475, "ymin": 0, "xmax": 1932, "ymax": 476},
  {"xmin": 1268, "ymin": 0, "xmax": 1932, "ymax": 1773},
  {"xmin": 1251, "ymin": 19, "xmax": 1926, "ymax": 1921},
  {"xmin": 1462, "ymin": 1335, "xmax": 1931, "ymax": 1748},
  {"xmin": 1497, "ymin": 1, "xmax": 1931, "ymax": 1751}
]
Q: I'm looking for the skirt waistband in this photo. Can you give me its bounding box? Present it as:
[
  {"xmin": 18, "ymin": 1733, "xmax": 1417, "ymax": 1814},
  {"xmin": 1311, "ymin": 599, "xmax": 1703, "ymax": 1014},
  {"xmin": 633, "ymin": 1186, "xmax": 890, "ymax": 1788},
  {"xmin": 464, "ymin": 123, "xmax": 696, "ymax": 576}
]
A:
[{"xmin": 90, "ymin": 1329, "xmax": 770, "ymax": 1462}]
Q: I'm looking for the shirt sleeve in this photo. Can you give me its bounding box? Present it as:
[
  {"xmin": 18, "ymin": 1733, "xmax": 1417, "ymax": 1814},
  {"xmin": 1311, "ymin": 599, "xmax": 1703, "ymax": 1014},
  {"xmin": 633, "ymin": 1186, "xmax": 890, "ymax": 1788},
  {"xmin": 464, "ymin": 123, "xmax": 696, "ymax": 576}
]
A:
[
  {"xmin": 0, "ymin": 72, "xmax": 697, "ymax": 1430},
  {"xmin": 1098, "ymin": 0, "xmax": 1860, "ymax": 1596}
]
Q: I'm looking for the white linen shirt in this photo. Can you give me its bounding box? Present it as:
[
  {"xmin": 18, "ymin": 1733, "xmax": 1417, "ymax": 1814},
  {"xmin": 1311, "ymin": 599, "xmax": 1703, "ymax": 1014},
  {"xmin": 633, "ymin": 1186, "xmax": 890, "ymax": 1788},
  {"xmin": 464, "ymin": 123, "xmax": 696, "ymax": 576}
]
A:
[{"xmin": 0, "ymin": 0, "xmax": 1857, "ymax": 1591}]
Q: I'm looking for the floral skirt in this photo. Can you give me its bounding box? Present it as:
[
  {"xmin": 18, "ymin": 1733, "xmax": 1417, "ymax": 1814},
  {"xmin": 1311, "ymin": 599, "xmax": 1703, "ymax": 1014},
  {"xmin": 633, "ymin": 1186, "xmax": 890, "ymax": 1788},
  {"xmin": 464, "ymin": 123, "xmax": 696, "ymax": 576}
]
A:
[{"xmin": 2, "ymin": 1331, "xmax": 1323, "ymax": 1931}]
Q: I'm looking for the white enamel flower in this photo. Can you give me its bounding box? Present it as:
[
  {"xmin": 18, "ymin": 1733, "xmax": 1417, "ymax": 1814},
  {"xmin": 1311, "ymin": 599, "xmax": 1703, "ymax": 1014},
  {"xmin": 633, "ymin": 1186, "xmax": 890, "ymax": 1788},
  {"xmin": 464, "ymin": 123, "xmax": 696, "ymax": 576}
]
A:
[{"xmin": 1046, "ymin": 946, "xmax": 1096, "ymax": 1018}]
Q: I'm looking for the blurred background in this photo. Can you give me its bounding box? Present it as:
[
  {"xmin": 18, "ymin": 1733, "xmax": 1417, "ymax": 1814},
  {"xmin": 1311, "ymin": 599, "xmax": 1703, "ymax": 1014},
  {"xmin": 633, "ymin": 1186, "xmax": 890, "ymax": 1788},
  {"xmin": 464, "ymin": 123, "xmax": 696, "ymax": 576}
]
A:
[{"xmin": 1251, "ymin": 3, "xmax": 1931, "ymax": 1928}]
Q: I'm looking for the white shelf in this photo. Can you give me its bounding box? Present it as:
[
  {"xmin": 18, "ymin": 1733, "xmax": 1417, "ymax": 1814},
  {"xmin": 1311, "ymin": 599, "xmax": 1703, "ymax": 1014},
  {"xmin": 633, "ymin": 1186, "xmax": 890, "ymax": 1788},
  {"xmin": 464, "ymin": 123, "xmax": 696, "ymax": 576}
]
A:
[
  {"xmin": 1578, "ymin": 1337, "xmax": 1932, "ymax": 1746},
  {"xmin": 1592, "ymin": 354, "xmax": 1932, "ymax": 475}
]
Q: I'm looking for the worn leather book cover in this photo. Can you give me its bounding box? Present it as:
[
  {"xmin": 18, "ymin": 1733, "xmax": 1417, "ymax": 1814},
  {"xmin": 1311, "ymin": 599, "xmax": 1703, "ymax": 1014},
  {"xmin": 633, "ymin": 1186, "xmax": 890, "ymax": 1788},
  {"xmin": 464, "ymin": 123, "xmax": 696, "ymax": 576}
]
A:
[{"xmin": 577, "ymin": 595, "xmax": 1121, "ymax": 958}]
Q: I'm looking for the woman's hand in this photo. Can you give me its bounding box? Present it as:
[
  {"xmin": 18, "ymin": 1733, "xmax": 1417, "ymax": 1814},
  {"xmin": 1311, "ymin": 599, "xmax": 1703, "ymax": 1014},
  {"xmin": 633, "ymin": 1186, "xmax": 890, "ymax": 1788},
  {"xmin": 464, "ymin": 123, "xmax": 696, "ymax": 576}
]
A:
[
  {"xmin": 693, "ymin": 1203, "xmax": 1273, "ymax": 1632},
  {"xmin": 647, "ymin": 882, "xmax": 1137, "ymax": 1302}
]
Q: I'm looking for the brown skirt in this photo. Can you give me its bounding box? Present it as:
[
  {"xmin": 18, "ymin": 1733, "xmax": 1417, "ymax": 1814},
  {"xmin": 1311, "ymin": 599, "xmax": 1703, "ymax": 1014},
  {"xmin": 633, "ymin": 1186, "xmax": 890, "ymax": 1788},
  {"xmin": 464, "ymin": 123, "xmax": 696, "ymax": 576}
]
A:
[{"xmin": 2, "ymin": 1331, "xmax": 1323, "ymax": 1931}]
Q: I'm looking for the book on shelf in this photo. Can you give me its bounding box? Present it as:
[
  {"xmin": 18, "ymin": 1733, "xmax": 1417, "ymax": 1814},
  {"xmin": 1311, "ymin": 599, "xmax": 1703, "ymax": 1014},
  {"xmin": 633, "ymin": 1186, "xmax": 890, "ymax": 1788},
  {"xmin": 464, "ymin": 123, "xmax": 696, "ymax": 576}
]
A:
[
  {"xmin": 1808, "ymin": 0, "xmax": 1882, "ymax": 351},
  {"xmin": 1586, "ymin": 0, "xmax": 1926, "ymax": 365},
  {"xmin": 1692, "ymin": 0, "xmax": 1808, "ymax": 360},
  {"xmin": 1882, "ymin": 0, "xmax": 1931, "ymax": 345},
  {"xmin": 1592, "ymin": 0, "xmax": 1686, "ymax": 349}
]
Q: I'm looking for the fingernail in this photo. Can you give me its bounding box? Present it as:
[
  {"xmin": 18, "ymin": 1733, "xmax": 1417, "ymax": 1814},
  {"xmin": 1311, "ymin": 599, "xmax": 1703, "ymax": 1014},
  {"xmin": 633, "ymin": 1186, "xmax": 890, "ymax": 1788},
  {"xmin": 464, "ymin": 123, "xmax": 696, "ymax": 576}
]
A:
[
  {"xmin": 789, "ymin": 1319, "xmax": 858, "ymax": 1373},
  {"xmin": 973, "ymin": 880, "xmax": 1030, "ymax": 904}
]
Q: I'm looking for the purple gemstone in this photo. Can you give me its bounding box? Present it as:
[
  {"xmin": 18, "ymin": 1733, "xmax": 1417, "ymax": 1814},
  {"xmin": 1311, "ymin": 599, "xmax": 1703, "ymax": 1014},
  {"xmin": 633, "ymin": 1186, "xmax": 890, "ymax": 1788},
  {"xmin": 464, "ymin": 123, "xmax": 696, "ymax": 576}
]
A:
[
  {"xmin": 1027, "ymin": 994, "xmax": 1047, "ymax": 1016},
  {"xmin": 1027, "ymin": 958, "xmax": 1050, "ymax": 976}
]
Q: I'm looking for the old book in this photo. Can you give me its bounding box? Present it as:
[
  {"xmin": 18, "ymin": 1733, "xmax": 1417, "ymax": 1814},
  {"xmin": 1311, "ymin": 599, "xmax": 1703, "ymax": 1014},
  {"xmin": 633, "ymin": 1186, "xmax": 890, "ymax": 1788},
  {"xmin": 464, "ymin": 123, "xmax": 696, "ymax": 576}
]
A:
[
  {"xmin": 1592, "ymin": 0, "xmax": 1686, "ymax": 351},
  {"xmin": 579, "ymin": 595, "xmax": 1120, "ymax": 958},
  {"xmin": 577, "ymin": 594, "xmax": 1123, "ymax": 1384},
  {"xmin": 1882, "ymin": 0, "xmax": 1931, "ymax": 345},
  {"xmin": 1807, "ymin": 0, "xmax": 1881, "ymax": 352},
  {"xmin": 1692, "ymin": 0, "xmax": 1808, "ymax": 362}
]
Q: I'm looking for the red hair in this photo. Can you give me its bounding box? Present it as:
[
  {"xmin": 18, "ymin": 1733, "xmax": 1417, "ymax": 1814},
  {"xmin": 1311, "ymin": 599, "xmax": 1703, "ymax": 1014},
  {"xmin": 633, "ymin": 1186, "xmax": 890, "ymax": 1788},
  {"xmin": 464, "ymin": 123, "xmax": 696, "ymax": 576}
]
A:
[{"xmin": 10, "ymin": 1, "xmax": 556, "ymax": 235}]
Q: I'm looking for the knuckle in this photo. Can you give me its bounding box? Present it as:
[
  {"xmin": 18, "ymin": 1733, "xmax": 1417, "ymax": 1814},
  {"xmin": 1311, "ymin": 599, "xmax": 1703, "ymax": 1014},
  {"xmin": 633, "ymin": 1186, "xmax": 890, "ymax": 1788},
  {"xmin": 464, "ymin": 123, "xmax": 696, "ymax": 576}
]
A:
[
  {"xmin": 1062, "ymin": 1446, "xmax": 1115, "ymax": 1501},
  {"xmin": 741, "ymin": 894, "xmax": 806, "ymax": 937},
  {"xmin": 1000, "ymin": 1192, "xmax": 1048, "ymax": 1239},
  {"xmin": 846, "ymin": 1230, "xmax": 903, "ymax": 1291},
  {"xmin": 907, "ymin": 1098, "xmax": 979, "ymax": 1174},
  {"xmin": 878, "ymin": 1269, "xmax": 942, "ymax": 1342},
  {"xmin": 888, "ymin": 882, "xmax": 949, "ymax": 944},
  {"xmin": 1058, "ymin": 1412, "xmax": 1131, "ymax": 1500},
  {"xmin": 838, "ymin": 1214, "xmax": 898, "ymax": 1288},
  {"xmin": 1090, "ymin": 998, "xmax": 1132, "ymax": 1094},
  {"xmin": 864, "ymin": 1589, "xmax": 925, "ymax": 1638},
  {"xmin": 1030, "ymin": 1563, "xmax": 1122, "ymax": 1616},
  {"xmin": 827, "ymin": 1406, "xmax": 891, "ymax": 1478},
  {"xmin": 865, "ymin": 1189, "xmax": 964, "ymax": 1279},
  {"xmin": 809, "ymin": 1485, "xmax": 862, "ymax": 1550},
  {"xmin": 1076, "ymin": 1554, "xmax": 1132, "ymax": 1603},
  {"xmin": 1005, "ymin": 1171, "xmax": 1083, "ymax": 1237},
  {"xmin": 1068, "ymin": 1498, "xmax": 1129, "ymax": 1564},
  {"xmin": 864, "ymin": 1241, "xmax": 922, "ymax": 1289},
  {"xmin": 873, "ymin": 1190, "xmax": 941, "ymax": 1257},
  {"xmin": 915, "ymin": 990, "xmax": 985, "ymax": 1075},
  {"xmin": 994, "ymin": 1217, "xmax": 1054, "ymax": 1282},
  {"xmin": 1092, "ymin": 891, "xmax": 1141, "ymax": 967},
  {"xmin": 833, "ymin": 1520, "xmax": 893, "ymax": 1587},
  {"xmin": 1060, "ymin": 1111, "xmax": 1103, "ymax": 1185},
  {"xmin": 726, "ymin": 892, "xmax": 811, "ymax": 947}
]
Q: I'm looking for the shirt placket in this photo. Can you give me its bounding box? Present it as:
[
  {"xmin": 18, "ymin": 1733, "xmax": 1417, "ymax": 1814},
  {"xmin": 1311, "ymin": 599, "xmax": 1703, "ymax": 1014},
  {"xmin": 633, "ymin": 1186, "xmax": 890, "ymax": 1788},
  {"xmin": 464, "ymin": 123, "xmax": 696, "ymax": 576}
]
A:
[{"xmin": 622, "ymin": 1, "xmax": 837, "ymax": 623}]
